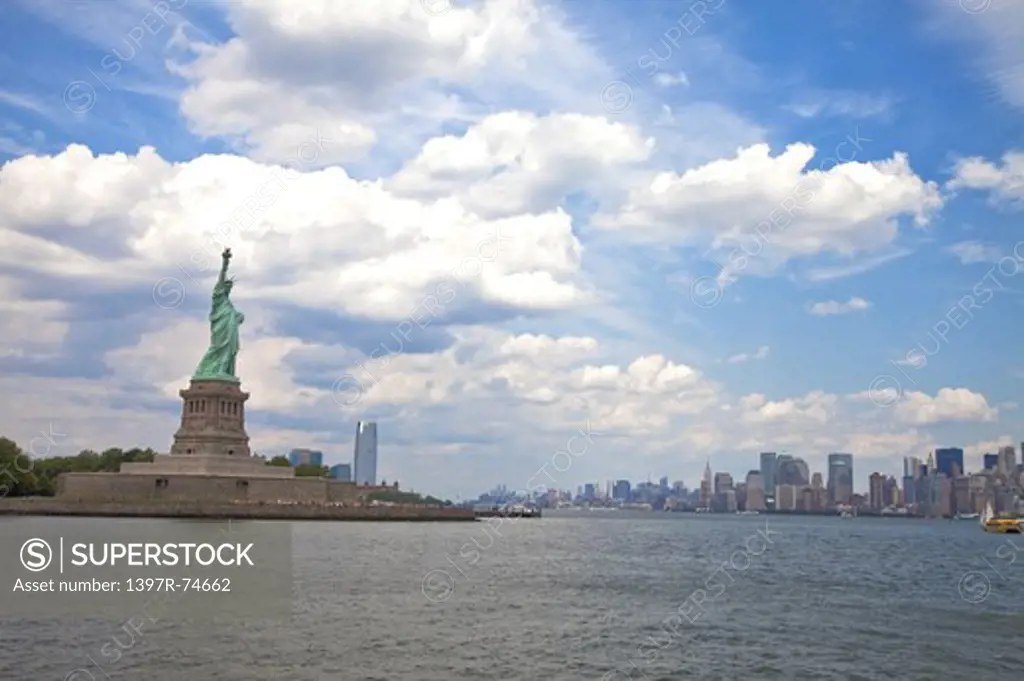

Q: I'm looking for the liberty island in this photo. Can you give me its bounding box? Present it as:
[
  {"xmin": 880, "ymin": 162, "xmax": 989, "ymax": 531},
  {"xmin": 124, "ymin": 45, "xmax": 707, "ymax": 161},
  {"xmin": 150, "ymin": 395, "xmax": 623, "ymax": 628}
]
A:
[{"xmin": 0, "ymin": 250, "xmax": 473, "ymax": 521}]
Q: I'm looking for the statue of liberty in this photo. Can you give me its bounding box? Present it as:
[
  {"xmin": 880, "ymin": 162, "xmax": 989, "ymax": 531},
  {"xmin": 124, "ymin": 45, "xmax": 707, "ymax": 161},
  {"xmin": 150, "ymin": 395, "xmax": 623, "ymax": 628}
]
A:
[{"xmin": 193, "ymin": 248, "xmax": 244, "ymax": 382}]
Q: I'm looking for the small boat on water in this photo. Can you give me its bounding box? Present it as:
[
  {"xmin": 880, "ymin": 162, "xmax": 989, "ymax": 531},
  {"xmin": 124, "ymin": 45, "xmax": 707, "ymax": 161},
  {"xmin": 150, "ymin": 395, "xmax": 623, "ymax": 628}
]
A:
[
  {"xmin": 981, "ymin": 501, "xmax": 1022, "ymax": 534},
  {"xmin": 955, "ymin": 512, "xmax": 980, "ymax": 520}
]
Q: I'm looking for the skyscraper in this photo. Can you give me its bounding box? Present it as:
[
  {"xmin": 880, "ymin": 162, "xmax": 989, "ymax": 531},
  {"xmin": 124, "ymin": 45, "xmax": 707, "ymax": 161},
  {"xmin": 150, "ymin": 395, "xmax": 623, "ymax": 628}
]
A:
[
  {"xmin": 775, "ymin": 455, "xmax": 809, "ymax": 487},
  {"xmin": 613, "ymin": 479, "xmax": 631, "ymax": 500},
  {"xmin": 935, "ymin": 448, "xmax": 964, "ymax": 479},
  {"xmin": 902, "ymin": 456, "xmax": 920, "ymax": 506},
  {"xmin": 759, "ymin": 452, "xmax": 777, "ymax": 498},
  {"xmin": 998, "ymin": 446, "xmax": 1016, "ymax": 475},
  {"xmin": 700, "ymin": 459, "xmax": 713, "ymax": 508},
  {"xmin": 745, "ymin": 470, "xmax": 765, "ymax": 511},
  {"xmin": 869, "ymin": 473, "xmax": 885, "ymax": 510},
  {"xmin": 353, "ymin": 421, "xmax": 378, "ymax": 486},
  {"xmin": 827, "ymin": 453, "xmax": 854, "ymax": 506}
]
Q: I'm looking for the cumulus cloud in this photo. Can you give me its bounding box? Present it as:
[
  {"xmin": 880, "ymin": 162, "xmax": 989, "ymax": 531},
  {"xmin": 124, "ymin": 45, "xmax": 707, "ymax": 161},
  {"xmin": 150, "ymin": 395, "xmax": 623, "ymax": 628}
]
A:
[
  {"xmin": 173, "ymin": 0, "xmax": 614, "ymax": 164},
  {"xmin": 386, "ymin": 111, "xmax": 654, "ymax": 217},
  {"xmin": 593, "ymin": 142, "xmax": 942, "ymax": 281},
  {"xmin": 892, "ymin": 388, "xmax": 998, "ymax": 425},
  {"xmin": 0, "ymin": 144, "xmax": 587, "ymax": 319},
  {"xmin": 808, "ymin": 297, "xmax": 871, "ymax": 316}
]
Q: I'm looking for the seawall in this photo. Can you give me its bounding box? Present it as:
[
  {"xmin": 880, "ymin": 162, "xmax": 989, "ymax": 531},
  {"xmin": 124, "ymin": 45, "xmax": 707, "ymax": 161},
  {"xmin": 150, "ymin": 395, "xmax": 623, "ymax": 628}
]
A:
[{"xmin": 0, "ymin": 498, "xmax": 477, "ymax": 522}]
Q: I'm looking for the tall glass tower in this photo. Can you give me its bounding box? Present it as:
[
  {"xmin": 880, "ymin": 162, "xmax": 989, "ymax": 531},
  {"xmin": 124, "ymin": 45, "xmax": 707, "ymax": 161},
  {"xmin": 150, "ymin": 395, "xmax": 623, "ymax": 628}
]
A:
[
  {"xmin": 354, "ymin": 421, "xmax": 378, "ymax": 486},
  {"xmin": 827, "ymin": 453, "xmax": 854, "ymax": 505}
]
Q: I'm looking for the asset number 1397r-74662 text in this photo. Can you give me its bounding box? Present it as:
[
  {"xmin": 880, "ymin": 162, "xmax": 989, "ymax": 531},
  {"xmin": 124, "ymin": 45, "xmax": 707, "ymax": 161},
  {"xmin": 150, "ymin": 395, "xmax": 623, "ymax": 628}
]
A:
[{"xmin": 125, "ymin": 577, "xmax": 231, "ymax": 592}]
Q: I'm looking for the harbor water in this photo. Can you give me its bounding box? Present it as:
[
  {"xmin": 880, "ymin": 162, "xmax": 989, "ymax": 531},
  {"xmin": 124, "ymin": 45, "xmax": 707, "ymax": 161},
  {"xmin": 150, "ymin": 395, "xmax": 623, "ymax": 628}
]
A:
[{"xmin": 2, "ymin": 512, "xmax": 1022, "ymax": 680}]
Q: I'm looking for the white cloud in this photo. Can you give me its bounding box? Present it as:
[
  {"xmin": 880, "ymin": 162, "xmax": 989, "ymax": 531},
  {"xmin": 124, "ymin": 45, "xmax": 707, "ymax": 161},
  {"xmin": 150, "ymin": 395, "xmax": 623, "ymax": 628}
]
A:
[
  {"xmin": 892, "ymin": 388, "xmax": 998, "ymax": 425},
  {"xmin": 947, "ymin": 240, "xmax": 1003, "ymax": 264},
  {"xmin": 726, "ymin": 346, "xmax": 769, "ymax": 364},
  {"xmin": 386, "ymin": 110, "xmax": 654, "ymax": 217},
  {"xmin": 808, "ymin": 297, "xmax": 871, "ymax": 316},
  {"xmin": 593, "ymin": 142, "xmax": 943, "ymax": 281},
  {"xmin": 739, "ymin": 391, "xmax": 837, "ymax": 425},
  {"xmin": 0, "ymin": 144, "xmax": 587, "ymax": 319},
  {"xmin": 948, "ymin": 151, "xmax": 1024, "ymax": 204},
  {"xmin": 173, "ymin": 0, "xmax": 614, "ymax": 165}
]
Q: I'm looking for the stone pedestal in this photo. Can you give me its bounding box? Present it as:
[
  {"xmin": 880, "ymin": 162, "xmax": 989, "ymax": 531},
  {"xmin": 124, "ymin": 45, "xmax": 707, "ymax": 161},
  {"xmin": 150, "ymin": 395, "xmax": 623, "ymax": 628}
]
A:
[{"xmin": 170, "ymin": 379, "xmax": 251, "ymax": 458}]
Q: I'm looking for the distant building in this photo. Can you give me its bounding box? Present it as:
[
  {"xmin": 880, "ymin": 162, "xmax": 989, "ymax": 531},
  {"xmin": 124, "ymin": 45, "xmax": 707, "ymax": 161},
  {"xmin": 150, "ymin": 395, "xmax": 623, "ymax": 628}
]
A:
[
  {"xmin": 902, "ymin": 474, "xmax": 916, "ymax": 506},
  {"xmin": 935, "ymin": 474, "xmax": 952, "ymax": 517},
  {"xmin": 827, "ymin": 453, "xmax": 854, "ymax": 506},
  {"xmin": 935, "ymin": 448, "xmax": 964, "ymax": 480},
  {"xmin": 712, "ymin": 472, "xmax": 734, "ymax": 512},
  {"xmin": 759, "ymin": 452, "xmax": 777, "ymax": 495},
  {"xmin": 776, "ymin": 484, "xmax": 797, "ymax": 511},
  {"xmin": 776, "ymin": 455, "xmax": 810, "ymax": 488},
  {"xmin": 882, "ymin": 476, "xmax": 899, "ymax": 507},
  {"xmin": 613, "ymin": 479, "xmax": 631, "ymax": 500},
  {"xmin": 998, "ymin": 446, "xmax": 1017, "ymax": 476},
  {"xmin": 328, "ymin": 463, "xmax": 352, "ymax": 481},
  {"xmin": 353, "ymin": 421, "xmax": 378, "ymax": 486},
  {"xmin": 869, "ymin": 473, "xmax": 885, "ymax": 510},
  {"xmin": 734, "ymin": 482, "xmax": 747, "ymax": 510},
  {"xmin": 983, "ymin": 454, "xmax": 999, "ymax": 471},
  {"xmin": 288, "ymin": 449, "xmax": 323, "ymax": 467},
  {"xmin": 699, "ymin": 460, "xmax": 713, "ymax": 508},
  {"xmin": 745, "ymin": 471, "xmax": 765, "ymax": 511},
  {"xmin": 952, "ymin": 476, "xmax": 971, "ymax": 514}
]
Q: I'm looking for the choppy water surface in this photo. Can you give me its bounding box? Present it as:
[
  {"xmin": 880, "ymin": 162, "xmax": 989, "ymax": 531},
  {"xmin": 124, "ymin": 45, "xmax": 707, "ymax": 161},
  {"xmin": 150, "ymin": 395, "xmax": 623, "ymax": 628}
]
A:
[{"xmin": 2, "ymin": 513, "xmax": 1023, "ymax": 680}]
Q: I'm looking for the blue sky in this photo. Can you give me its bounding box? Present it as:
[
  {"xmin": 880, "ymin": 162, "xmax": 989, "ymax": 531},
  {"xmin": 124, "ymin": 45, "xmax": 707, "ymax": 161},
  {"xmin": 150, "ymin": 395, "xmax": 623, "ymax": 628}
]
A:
[{"xmin": 0, "ymin": 0, "xmax": 1022, "ymax": 499}]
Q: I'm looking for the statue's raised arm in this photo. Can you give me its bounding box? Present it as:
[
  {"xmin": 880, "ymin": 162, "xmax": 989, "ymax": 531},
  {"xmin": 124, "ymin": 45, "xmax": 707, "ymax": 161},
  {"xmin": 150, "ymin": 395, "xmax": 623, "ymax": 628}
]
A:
[{"xmin": 217, "ymin": 248, "xmax": 232, "ymax": 286}]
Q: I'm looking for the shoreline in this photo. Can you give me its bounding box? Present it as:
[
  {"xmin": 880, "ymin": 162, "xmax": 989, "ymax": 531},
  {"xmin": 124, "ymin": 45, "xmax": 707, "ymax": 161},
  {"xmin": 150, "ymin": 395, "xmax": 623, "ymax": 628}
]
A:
[{"xmin": 0, "ymin": 498, "xmax": 478, "ymax": 522}]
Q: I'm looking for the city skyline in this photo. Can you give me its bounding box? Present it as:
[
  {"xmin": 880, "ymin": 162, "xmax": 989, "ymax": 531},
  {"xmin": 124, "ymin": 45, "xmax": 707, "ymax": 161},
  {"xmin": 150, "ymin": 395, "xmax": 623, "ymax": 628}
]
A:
[
  {"xmin": 476, "ymin": 443, "xmax": 1020, "ymax": 518},
  {"xmin": 478, "ymin": 443, "xmax": 1019, "ymax": 501},
  {"xmin": 0, "ymin": 1, "xmax": 1022, "ymax": 501}
]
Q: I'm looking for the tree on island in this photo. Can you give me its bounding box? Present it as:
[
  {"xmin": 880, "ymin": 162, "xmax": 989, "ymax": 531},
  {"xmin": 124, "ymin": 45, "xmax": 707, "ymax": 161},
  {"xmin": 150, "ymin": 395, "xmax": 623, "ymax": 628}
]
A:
[
  {"xmin": 0, "ymin": 437, "xmax": 157, "ymax": 497},
  {"xmin": 367, "ymin": 489, "xmax": 452, "ymax": 507}
]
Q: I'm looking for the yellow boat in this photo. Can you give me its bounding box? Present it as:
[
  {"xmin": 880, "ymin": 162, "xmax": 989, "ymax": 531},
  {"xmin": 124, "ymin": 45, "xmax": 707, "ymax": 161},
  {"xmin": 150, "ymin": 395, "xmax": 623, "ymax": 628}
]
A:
[
  {"xmin": 983, "ymin": 518, "xmax": 1022, "ymax": 533},
  {"xmin": 981, "ymin": 501, "xmax": 1022, "ymax": 533}
]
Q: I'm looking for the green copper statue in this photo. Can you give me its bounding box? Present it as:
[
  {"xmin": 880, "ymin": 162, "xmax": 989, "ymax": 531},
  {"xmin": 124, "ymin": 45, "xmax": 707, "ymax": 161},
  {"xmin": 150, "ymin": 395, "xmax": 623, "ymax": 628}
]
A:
[{"xmin": 193, "ymin": 248, "xmax": 244, "ymax": 382}]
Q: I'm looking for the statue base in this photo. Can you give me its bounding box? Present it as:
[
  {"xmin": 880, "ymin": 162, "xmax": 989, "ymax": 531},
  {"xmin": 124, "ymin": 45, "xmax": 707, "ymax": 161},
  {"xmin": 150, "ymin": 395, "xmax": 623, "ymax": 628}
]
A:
[{"xmin": 169, "ymin": 379, "xmax": 252, "ymax": 458}]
